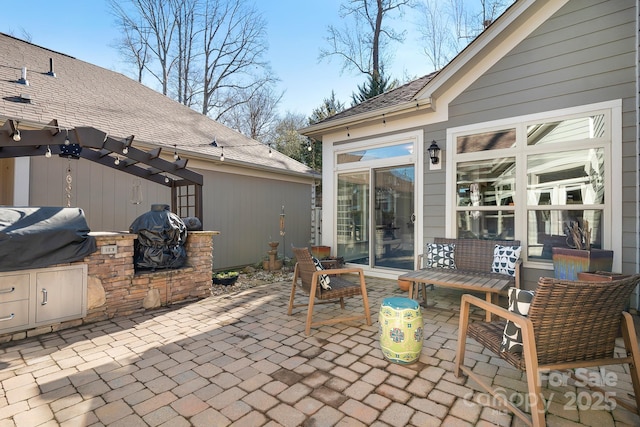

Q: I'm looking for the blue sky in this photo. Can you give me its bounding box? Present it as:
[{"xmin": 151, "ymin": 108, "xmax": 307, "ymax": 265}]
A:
[{"xmin": 2, "ymin": 0, "xmax": 433, "ymax": 117}]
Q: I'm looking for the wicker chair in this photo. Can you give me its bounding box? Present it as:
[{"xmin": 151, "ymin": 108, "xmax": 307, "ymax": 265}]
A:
[
  {"xmin": 454, "ymin": 275, "xmax": 640, "ymax": 427},
  {"xmin": 288, "ymin": 247, "xmax": 372, "ymax": 335}
]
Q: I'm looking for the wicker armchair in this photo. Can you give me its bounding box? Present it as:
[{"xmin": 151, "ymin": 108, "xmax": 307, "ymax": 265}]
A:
[
  {"xmin": 454, "ymin": 275, "xmax": 640, "ymax": 427},
  {"xmin": 288, "ymin": 247, "xmax": 372, "ymax": 335}
]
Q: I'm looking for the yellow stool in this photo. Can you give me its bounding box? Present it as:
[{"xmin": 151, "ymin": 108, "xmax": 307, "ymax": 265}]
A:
[{"xmin": 378, "ymin": 297, "xmax": 424, "ymax": 364}]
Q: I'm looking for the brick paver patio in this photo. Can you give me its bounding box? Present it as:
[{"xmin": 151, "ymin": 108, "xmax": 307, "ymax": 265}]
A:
[{"xmin": 1, "ymin": 274, "xmax": 639, "ymax": 426}]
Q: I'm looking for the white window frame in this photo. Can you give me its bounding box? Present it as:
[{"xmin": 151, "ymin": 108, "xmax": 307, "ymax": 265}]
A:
[
  {"xmin": 446, "ymin": 100, "xmax": 622, "ymax": 272},
  {"xmin": 333, "ymin": 130, "xmax": 423, "ymax": 278}
]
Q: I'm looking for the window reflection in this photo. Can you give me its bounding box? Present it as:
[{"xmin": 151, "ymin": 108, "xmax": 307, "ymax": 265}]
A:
[
  {"xmin": 527, "ymin": 210, "xmax": 603, "ymax": 260},
  {"xmin": 456, "ymin": 210, "xmax": 515, "ymax": 240},
  {"xmin": 337, "ymin": 143, "xmax": 414, "ymax": 164},
  {"xmin": 456, "ymin": 158, "xmax": 516, "ymax": 207},
  {"xmin": 456, "ymin": 129, "xmax": 515, "ymax": 154},
  {"xmin": 527, "ymin": 114, "xmax": 605, "ymax": 145},
  {"xmin": 527, "ymin": 148, "xmax": 605, "ymax": 206}
]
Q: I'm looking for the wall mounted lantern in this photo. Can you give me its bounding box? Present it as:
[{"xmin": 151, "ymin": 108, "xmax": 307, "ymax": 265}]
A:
[{"xmin": 428, "ymin": 140, "xmax": 441, "ymax": 165}]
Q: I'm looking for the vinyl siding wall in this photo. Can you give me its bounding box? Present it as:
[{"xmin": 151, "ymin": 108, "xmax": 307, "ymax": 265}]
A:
[
  {"xmin": 419, "ymin": 0, "xmax": 636, "ymax": 289},
  {"xmin": 28, "ymin": 155, "xmax": 313, "ymax": 270}
]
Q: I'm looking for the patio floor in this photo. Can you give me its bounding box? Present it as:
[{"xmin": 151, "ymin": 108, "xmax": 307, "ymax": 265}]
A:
[{"xmin": 1, "ymin": 273, "xmax": 639, "ymax": 426}]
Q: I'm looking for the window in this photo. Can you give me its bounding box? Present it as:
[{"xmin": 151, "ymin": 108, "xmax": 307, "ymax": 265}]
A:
[{"xmin": 449, "ymin": 105, "xmax": 614, "ymax": 264}]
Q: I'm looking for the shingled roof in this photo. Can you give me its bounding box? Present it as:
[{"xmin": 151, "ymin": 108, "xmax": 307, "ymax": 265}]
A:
[
  {"xmin": 318, "ymin": 72, "xmax": 438, "ymax": 125},
  {"xmin": 0, "ymin": 33, "xmax": 316, "ymax": 177}
]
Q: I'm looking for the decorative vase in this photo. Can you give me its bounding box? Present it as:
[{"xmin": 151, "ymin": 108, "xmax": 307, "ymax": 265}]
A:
[{"xmin": 551, "ymin": 247, "xmax": 614, "ymax": 280}]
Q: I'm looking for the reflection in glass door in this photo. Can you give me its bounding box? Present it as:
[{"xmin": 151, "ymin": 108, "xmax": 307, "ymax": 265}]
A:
[
  {"xmin": 374, "ymin": 166, "xmax": 414, "ymax": 269},
  {"xmin": 337, "ymin": 172, "xmax": 370, "ymax": 265},
  {"xmin": 336, "ymin": 167, "xmax": 414, "ymax": 270}
]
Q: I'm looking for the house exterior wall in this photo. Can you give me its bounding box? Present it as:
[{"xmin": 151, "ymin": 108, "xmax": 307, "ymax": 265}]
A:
[
  {"xmin": 200, "ymin": 168, "xmax": 313, "ymax": 269},
  {"xmin": 426, "ymin": 0, "xmax": 636, "ymax": 288},
  {"xmin": 318, "ymin": 0, "xmax": 637, "ymax": 298},
  {"xmin": 27, "ymin": 154, "xmax": 314, "ymax": 270}
]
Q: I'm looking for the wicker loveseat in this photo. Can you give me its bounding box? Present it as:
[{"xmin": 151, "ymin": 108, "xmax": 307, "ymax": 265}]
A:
[{"xmin": 398, "ymin": 238, "xmax": 522, "ymax": 320}]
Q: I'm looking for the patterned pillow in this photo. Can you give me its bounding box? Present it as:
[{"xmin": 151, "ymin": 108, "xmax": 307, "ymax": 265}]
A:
[
  {"xmin": 492, "ymin": 245, "xmax": 521, "ymax": 277},
  {"xmin": 311, "ymin": 257, "xmax": 332, "ymax": 290},
  {"xmin": 425, "ymin": 243, "xmax": 456, "ymax": 269},
  {"xmin": 501, "ymin": 288, "xmax": 535, "ymax": 353}
]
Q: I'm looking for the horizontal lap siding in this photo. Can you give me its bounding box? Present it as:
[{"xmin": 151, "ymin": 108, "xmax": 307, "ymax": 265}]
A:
[
  {"xmin": 422, "ymin": 0, "xmax": 636, "ymax": 286},
  {"xmin": 201, "ymin": 170, "xmax": 312, "ymax": 270},
  {"xmin": 449, "ymin": 1, "xmax": 635, "ymax": 122}
]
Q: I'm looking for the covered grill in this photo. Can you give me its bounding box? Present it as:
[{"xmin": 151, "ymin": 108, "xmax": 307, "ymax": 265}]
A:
[{"xmin": 129, "ymin": 204, "xmax": 187, "ymax": 270}]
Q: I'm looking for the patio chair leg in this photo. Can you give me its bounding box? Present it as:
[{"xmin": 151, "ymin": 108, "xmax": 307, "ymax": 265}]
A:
[
  {"xmin": 621, "ymin": 312, "xmax": 640, "ymax": 413},
  {"xmin": 454, "ymin": 296, "xmax": 470, "ymax": 377},
  {"xmin": 359, "ymin": 271, "xmax": 372, "ymax": 325},
  {"xmin": 287, "ymin": 264, "xmax": 299, "ymax": 316}
]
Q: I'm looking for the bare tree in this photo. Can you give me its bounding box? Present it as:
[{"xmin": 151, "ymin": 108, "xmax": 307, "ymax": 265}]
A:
[
  {"xmin": 416, "ymin": 0, "xmax": 454, "ymax": 70},
  {"xmin": 416, "ymin": 0, "xmax": 514, "ymax": 72},
  {"xmin": 222, "ymin": 85, "xmax": 282, "ymax": 141},
  {"xmin": 319, "ymin": 0, "xmax": 412, "ymax": 83},
  {"xmin": 172, "ymin": 0, "xmax": 199, "ymax": 105},
  {"xmin": 271, "ymin": 112, "xmax": 308, "ymax": 162},
  {"xmin": 109, "ymin": 0, "xmax": 276, "ymax": 123},
  {"xmin": 200, "ymin": 0, "xmax": 275, "ymax": 121}
]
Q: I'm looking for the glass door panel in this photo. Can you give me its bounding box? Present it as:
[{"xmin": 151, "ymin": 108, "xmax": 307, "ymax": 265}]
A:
[
  {"xmin": 373, "ymin": 166, "xmax": 414, "ymax": 269},
  {"xmin": 337, "ymin": 172, "xmax": 370, "ymax": 265}
]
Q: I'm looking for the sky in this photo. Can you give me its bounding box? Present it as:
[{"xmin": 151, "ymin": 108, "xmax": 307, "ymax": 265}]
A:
[{"xmin": 2, "ymin": 0, "xmax": 433, "ymax": 118}]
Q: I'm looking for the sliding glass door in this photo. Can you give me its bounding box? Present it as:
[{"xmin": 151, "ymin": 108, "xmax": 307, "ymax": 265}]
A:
[{"xmin": 336, "ymin": 165, "xmax": 414, "ymax": 270}]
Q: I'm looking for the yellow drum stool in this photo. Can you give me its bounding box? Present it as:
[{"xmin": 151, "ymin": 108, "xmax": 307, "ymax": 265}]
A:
[{"xmin": 378, "ymin": 297, "xmax": 423, "ymax": 364}]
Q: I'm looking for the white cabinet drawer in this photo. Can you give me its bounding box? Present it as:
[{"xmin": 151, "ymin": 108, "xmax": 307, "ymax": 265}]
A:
[
  {"xmin": 0, "ymin": 300, "xmax": 30, "ymax": 331},
  {"xmin": 0, "ymin": 273, "xmax": 30, "ymax": 303}
]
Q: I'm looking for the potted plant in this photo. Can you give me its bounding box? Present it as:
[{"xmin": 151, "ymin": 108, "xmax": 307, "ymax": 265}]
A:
[
  {"xmin": 212, "ymin": 271, "xmax": 239, "ymax": 286},
  {"xmin": 552, "ymin": 219, "xmax": 613, "ymax": 280}
]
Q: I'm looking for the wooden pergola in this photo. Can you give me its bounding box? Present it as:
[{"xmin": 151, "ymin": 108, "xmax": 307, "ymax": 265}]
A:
[{"xmin": 0, "ymin": 119, "xmax": 203, "ymax": 222}]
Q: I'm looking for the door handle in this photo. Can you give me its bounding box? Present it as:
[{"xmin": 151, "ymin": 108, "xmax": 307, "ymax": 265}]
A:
[
  {"xmin": 41, "ymin": 288, "xmax": 48, "ymax": 305},
  {"xmin": 410, "ymin": 213, "xmax": 416, "ymax": 224}
]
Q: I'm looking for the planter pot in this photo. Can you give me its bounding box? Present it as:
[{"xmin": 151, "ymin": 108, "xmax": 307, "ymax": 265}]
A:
[
  {"xmin": 397, "ymin": 279, "xmax": 411, "ymax": 292},
  {"xmin": 552, "ymin": 247, "xmax": 614, "ymax": 280},
  {"xmin": 213, "ymin": 276, "xmax": 238, "ymax": 286},
  {"xmin": 311, "ymin": 246, "xmax": 331, "ymax": 259}
]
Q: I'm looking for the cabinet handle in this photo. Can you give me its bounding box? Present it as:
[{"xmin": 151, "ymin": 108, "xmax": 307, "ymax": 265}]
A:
[
  {"xmin": 41, "ymin": 288, "xmax": 48, "ymax": 305},
  {"xmin": 0, "ymin": 313, "xmax": 15, "ymax": 322},
  {"xmin": 0, "ymin": 286, "xmax": 15, "ymax": 294}
]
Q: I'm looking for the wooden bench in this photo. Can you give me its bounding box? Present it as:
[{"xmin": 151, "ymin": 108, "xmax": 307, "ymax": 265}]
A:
[{"xmin": 398, "ymin": 238, "xmax": 522, "ymax": 321}]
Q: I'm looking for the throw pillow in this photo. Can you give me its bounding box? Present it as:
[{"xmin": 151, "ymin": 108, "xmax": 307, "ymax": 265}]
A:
[
  {"xmin": 492, "ymin": 245, "xmax": 522, "ymax": 277},
  {"xmin": 425, "ymin": 243, "xmax": 456, "ymax": 269},
  {"xmin": 311, "ymin": 257, "xmax": 332, "ymax": 290},
  {"xmin": 500, "ymin": 287, "xmax": 535, "ymax": 353}
]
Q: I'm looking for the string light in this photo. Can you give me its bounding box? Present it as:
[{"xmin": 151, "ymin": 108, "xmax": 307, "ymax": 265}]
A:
[
  {"xmin": 268, "ymin": 144, "xmax": 272, "ymax": 158},
  {"xmin": 164, "ymin": 175, "xmax": 170, "ymax": 183},
  {"xmin": 122, "ymin": 146, "xmax": 128, "ymax": 154},
  {"xmin": 173, "ymin": 144, "xmax": 179, "ymax": 160},
  {"xmin": 347, "ymin": 127, "xmax": 350, "ymax": 137},
  {"xmin": 64, "ymin": 129, "xmax": 70, "ymax": 146},
  {"xmin": 382, "ymin": 114, "xmax": 386, "ymax": 126},
  {"xmin": 45, "ymin": 146, "xmax": 52, "ymax": 158},
  {"xmin": 220, "ymin": 146, "xmax": 224, "ymax": 162},
  {"xmin": 114, "ymin": 156, "xmax": 120, "ymax": 165}
]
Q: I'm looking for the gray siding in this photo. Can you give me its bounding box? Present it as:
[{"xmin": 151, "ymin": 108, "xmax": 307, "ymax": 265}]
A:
[
  {"xmin": 29, "ymin": 155, "xmax": 313, "ymax": 270},
  {"xmin": 200, "ymin": 170, "xmax": 312, "ymax": 270},
  {"xmin": 29, "ymin": 155, "xmax": 170, "ymax": 232},
  {"xmin": 421, "ymin": 0, "xmax": 637, "ymax": 287}
]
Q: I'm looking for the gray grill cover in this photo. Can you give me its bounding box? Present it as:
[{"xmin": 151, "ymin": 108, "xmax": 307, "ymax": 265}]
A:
[{"xmin": 0, "ymin": 207, "xmax": 97, "ymax": 272}]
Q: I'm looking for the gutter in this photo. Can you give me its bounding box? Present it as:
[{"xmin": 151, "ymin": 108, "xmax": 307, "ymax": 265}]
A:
[{"xmin": 299, "ymin": 97, "xmax": 433, "ymax": 138}]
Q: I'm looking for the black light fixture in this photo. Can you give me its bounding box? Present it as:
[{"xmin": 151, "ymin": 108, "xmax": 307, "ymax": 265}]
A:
[{"xmin": 428, "ymin": 140, "xmax": 441, "ymax": 165}]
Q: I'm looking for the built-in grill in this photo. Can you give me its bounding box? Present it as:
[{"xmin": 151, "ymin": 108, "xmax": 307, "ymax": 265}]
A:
[{"xmin": 129, "ymin": 204, "xmax": 187, "ymax": 270}]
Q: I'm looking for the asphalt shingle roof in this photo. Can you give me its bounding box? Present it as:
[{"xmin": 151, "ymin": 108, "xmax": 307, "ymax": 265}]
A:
[
  {"xmin": 0, "ymin": 33, "xmax": 315, "ymax": 177},
  {"xmin": 316, "ymin": 71, "xmax": 437, "ymax": 125}
]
